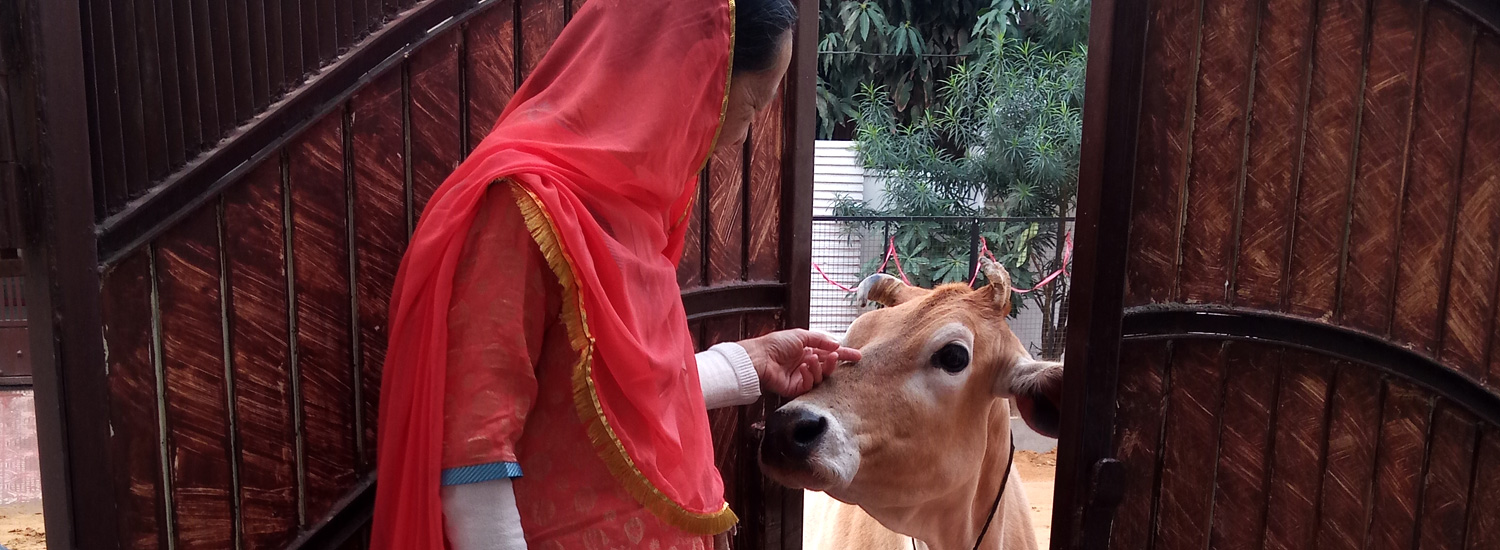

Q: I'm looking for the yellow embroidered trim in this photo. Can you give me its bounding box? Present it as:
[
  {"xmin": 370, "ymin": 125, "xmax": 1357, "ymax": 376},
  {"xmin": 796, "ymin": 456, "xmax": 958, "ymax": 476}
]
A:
[{"xmin": 509, "ymin": 181, "xmax": 739, "ymax": 535}]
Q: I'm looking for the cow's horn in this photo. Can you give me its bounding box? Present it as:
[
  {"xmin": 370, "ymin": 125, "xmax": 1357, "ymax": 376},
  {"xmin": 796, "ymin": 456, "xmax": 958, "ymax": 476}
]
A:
[
  {"xmin": 856, "ymin": 273, "xmax": 904, "ymax": 307},
  {"xmin": 980, "ymin": 257, "xmax": 1013, "ymax": 312}
]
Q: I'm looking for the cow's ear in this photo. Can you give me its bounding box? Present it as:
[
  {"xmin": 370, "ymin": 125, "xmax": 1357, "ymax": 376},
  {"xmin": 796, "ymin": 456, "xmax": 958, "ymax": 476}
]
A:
[
  {"xmin": 979, "ymin": 258, "xmax": 1013, "ymax": 316},
  {"xmin": 856, "ymin": 273, "xmax": 929, "ymax": 307},
  {"xmin": 994, "ymin": 357, "xmax": 1064, "ymax": 438}
]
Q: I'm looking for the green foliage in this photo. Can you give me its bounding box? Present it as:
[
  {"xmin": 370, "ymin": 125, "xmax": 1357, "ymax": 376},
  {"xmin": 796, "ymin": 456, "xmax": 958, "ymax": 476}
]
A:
[
  {"xmin": 816, "ymin": 0, "xmax": 1091, "ymax": 138},
  {"xmin": 830, "ymin": 18, "xmax": 1088, "ymax": 358}
]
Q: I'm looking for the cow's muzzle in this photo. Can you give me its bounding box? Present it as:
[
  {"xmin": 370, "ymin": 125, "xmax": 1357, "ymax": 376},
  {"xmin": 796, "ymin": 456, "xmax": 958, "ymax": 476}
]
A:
[{"xmin": 762, "ymin": 407, "xmax": 828, "ymax": 466}]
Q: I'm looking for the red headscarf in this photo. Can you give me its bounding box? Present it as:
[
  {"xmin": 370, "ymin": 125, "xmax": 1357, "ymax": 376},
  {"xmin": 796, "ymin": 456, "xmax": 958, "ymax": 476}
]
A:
[{"xmin": 370, "ymin": 0, "xmax": 738, "ymax": 547}]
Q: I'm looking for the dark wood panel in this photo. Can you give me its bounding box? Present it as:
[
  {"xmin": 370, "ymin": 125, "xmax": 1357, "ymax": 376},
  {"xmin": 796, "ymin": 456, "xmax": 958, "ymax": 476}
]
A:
[
  {"xmin": 1108, "ymin": 340, "xmax": 1172, "ymax": 550},
  {"xmin": 157, "ymin": 208, "xmax": 235, "ymax": 549},
  {"xmin": 518, "ymin": 0, "xmax": 566, "ymax": 82},
  {"xmin": 223, "ymin": 161, "xmax": 299, "ymax": 548},
  {"xmin": 1124, "ymin": 0, "xmax": 1199, "ymax": 306},
  {"xmin": 748, "ymin": 88, "xmax": 784, "ymax": 282},
  {"xmin": 1315, "ymin": 367, "xmax": 1383, "ymax": 550},
  {"xmin": 1262, "ymin": 355, "xmax": 1335, "ymax": 550},
  {"xmin": 102, "ymin": 253, "xmax": 168, "ymax": 548},
  {"xmin": 1413, "ymin": 403, "xmax": 1477, "ymax": 550},
  {"xmin": 88, "ymin": 0, "xmax": 132, "ymax": 209},
  {"xmin": 1465, "ymin": 430, "xmax": 1500, "ymax": 549},
  {"xmin": 679, "ymin": 175, "xmax": 706, "ymax": 289},
  {"xmin": 206, "ymin": 0, "xmax": 242, "ymax": 131},
  {"xmin": 290, "ymin": 114, "xmax": 360, "ymax": 523},
  {"xmin": 709, "ymin": 145, "xmax": 746, "ymax": 285},
  {"xmin": 463, "ymin": 3, "xmax": 516, "ymax": 152},
  {"xmin": 132, "ymin": 0, "xmax": 172, "ymax": 182},
  {"xmin": 1234, "ymin": 0, "xmax": 1314, "ymax": 309},
  {"xmin": 191, "ymin": 0, "xmax": 225, "ymax": 146},
  {"xmin": 1391, "ymin": 7, "xmax": 1475, "ymax": 356},
  {"xmin": 224, "ymin": 0, "xmax": 255, "ymax": 122},
  {"xmin": 351, "ymin": 70, "xmax": 407, "ymax": 466},
  {"xmin": 171, "ymin": 0, "xmax": 208, "ymax": 155},
  {"xmin": 1340, "ymin": 0, "xmax": 1422, "ymax": 334},
  {"xmin": 110, "ymin": 0, "xmax": 154, "ymax": 195},
  {"xmin": 407, "ymin": 30, "xmax": 462, "ymax": 220},
  {"xmin": 1177, "ymin": 0, "xmax": 1256, "ymax": 304},
  {"xmin": 1455, "ymin": 36, "xmax": 1500, "ymax": 384},
  {"xmin": 1206, "ymin": 343, "xmax": 1278, "ymax": 550},
  {"xmin": 1154, "ymin": 341, "xmax": 1226, "ymax": 549},
  {"xmin": 150, "ymin": 0, "xmax": 188, "ymax": 169},
  {"xmin": 245, "ymin": 0, "xmax": 272, "ymax": 110},
  {"xmin": 1366, "ymin": 382, "xmax": 1434, "ymax": 550},
  {"xmin": 1285, "ymin": 0, "xmax": 1369, "ymax": 317}
]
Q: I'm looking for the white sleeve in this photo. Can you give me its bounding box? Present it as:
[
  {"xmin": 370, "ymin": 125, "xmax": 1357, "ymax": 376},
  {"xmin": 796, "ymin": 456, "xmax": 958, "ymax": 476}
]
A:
[
  {"xmin": 697, "ymin": 342, "xmax": 762, "ymax": 409},
  {"xmin": 441, "ymin": 479, "xmax": 528, "ymax": 550}
]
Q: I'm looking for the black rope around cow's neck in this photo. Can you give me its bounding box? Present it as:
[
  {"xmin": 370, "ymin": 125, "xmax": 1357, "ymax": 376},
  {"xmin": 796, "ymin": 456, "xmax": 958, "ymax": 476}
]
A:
[{"xmin": 912, "ymin": 430, "xmax": 1017, "ymax": 550}]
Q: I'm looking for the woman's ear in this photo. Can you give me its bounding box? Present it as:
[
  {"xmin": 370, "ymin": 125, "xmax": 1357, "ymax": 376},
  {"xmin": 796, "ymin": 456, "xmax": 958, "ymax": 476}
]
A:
[{"xmin": 993, "ymin": 357, "xmax": 1064, "ymax": 438}]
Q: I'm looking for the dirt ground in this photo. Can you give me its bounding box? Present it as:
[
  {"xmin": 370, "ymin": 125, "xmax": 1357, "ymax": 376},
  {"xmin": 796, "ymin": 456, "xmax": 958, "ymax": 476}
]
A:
[
  {"xmin": 1016, "ymin": 449, "xmax": 1057, "ymax": 549},
  {"xmin": 0, "ymin": 500, "xmax": 44, "ymax": 550}
]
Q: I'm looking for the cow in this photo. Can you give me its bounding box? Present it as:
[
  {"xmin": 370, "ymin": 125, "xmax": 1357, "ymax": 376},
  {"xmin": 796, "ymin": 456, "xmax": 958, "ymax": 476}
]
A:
[{"xmin": 759, "ymin": 258, "xmax": 1064, "ymax": 550}]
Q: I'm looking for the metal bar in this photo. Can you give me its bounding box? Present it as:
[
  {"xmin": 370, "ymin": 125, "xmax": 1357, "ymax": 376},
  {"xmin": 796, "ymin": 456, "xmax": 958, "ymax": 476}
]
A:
[{"xmin": 813, "ymin": 215, "xmax": 1076, "ymax": 223}]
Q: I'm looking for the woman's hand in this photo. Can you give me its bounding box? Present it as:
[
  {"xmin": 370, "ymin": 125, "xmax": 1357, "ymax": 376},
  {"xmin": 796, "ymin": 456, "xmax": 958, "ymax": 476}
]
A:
[{"xmin": 738, "ymin": 329, "xmax": 861, "ymax": 398}]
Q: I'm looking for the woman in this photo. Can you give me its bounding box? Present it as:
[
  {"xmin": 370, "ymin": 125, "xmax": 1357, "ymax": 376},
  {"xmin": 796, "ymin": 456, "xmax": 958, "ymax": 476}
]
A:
[{"xmin": 369, "ymin": 0, "xmax": 861, "ymax": 548}]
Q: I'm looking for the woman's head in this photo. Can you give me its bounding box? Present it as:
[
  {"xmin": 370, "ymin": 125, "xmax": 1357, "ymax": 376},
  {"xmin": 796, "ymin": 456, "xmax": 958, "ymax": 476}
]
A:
[{"xmin": 716, "ymin": 0, "xmax": 797, "ymax": 155}]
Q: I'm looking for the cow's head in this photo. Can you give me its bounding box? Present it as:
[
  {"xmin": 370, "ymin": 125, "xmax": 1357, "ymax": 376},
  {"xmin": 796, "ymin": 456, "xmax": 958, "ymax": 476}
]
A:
[{"xmin": 759, "ymin": 259, "xmax": 1063, "ymax": 510}]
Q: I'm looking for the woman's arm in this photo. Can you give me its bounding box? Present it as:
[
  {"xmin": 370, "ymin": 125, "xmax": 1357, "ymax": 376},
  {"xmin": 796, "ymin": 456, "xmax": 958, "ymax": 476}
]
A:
[{"xmin": 698, "ymin": 343, "xmax": 761, "ymax": 409}]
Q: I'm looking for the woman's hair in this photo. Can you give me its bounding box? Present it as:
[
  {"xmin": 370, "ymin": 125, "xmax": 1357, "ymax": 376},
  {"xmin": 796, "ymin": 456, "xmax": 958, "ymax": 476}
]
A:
[{"xmin": 733, "ymin": 0, "xmax": 797, "ymax": 73}]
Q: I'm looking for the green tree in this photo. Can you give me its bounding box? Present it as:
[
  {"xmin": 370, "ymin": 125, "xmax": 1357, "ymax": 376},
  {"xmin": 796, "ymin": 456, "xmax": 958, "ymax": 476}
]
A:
[
  {"xmin": 817, "ymin": 0, "xmax": 1090, "ymax": 138},
  {"xmin": 833, "ymin": 27, "xmax": 1087, "ymax": 359}
]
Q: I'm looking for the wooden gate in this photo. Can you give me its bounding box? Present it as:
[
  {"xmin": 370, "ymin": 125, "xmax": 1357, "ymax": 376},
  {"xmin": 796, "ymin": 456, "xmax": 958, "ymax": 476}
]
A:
[
  {"xmin": 6, "ymin": 0, "xmax": 819, "ymax": 548},
  {"xmin": 1055, "ymin": 0, "xmax": 1500, "ymax": 548}
]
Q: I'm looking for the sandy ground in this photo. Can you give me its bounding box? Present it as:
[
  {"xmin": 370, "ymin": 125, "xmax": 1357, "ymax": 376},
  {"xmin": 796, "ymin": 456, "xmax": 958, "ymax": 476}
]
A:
[
  {"xmin": 1016, "ymin": 449, "xmax": 1057, "ymax": 549},
  {"xmin": 0, "ymin": 500, "xmax": 44, "ymax": 550}
]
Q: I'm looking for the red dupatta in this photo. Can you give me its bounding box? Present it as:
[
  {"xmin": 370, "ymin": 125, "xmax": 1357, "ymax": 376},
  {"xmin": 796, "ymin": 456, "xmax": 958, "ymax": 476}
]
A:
[{"xmin": 370, "ymin": 0, "xmax": 738, "ymax": 547}]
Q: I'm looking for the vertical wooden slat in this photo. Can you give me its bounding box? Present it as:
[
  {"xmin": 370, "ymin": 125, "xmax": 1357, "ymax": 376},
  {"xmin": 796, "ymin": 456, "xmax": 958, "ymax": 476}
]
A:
[
  {"xmin": 337, "ymin": 0, "xmax": 357, "ymax": 52},
  {"xmin": 206, "ymin": 0, "xmax": 238, "ymax": 139},
  {"xmin": 518, "ymin": 0, "xmax": 566, "ymax": 82},
  {"xmin": 1414, "ymin": 404, "xmax": 1477, "ymax": 550},
  {"xmin": 226, "ymin": 0, "xmax": 256, "ymax": 122},
  {"xmin": 170, "ymin": 0, "xmax": 206, "ymax": 156},
  {"xmin": 351, "ymin": 70, "xmax": 407, "ymax": 465},
  {"xmin": 748, "ymin": 87, "xmax": 785, "ymax": 282},
  {"xmin": 111, "ymin": 0, "xmax": 153, "ymax": 195},
  {"xmin": 1391, "ymin": 7, "xmax": 1475, "ymax": 356},
  {"xmin": 157, "ymin": 209, "xmax": 235, "ymax": 549},
  {"xmin": 407, "ymin": 31, "xmax": 462, "ymax": 218},
  {"xmin": 352, "ymin": 0, "xmax": 369, "ymax": 41},
  {"xmin": 223, "ymin": 162, "xmax": 297, "ymax": 549},
  {"xmin": 189, "ymin": 0, "xmax": 224, "ymax": 146},
  {"xmin": 289, "ymin": 114, "xmax": 360, "ymax": 523},
  {"xmin": 245, "ymin": 0, "xmax": 271, "ymax": 110},
  {"xmin": 148, "ymin": 0, "xmax": 187, "ymax": 170},
  {"xmin": 679, "ymin": 179, "xmax": 706, "ymax": 289},
  {"xmin": 1108, "ymin": 340, "xmax": 1172, "ymax": 550},
  {"xmin": 1262, "ymin": 357, "xmax": 1336, "ymax": 550},
  {"xmin": 1285, "ymin": 0, "xmax": 1368, "ymax": 317},
  {"xmin": 464, "ymin": 3, "xmax": 517, "ymax": 152},
  {"xmin": 318, "ymin": 0, "xmax": 339, "ymax": 62},
  {"xmin": 88, "ymin": 0, "xmax": 131, "ymax": 210},
  {"xmin": 1177, "ymin": 0, "xmax": 1256, "ymax": 304},
  {"xmin": 132, "ymin": 0, "xmax": 172, "ymax": 182},
  {"xmin": 1465, "ymin": 430, "xmax": 1500, "ymax": 549},
  {"xmin": 1235, "ymin": 0, "xmax": 1314, "ymax": 309},
  {"xmin": 1451, "ymin": 36, "xmax": 1500, "ymax": 383},
  {"xmin": 299, "ymin": 2, "xmax": 321, "ymax": 77},
  {"xmin": 265, "ymin": 0, "xmax": 287, "ymax": 95},
  {"xmin": 1314, "ymin": 367, "xmax": 1384, "ymax": 550},
  {"xmin": 709, "ymin": 146, "xmax": 746, "ymax": 285},
  {"xmin": 1206, "ymin": 343, "xmax": 1278, "ymax": 550},
  {"xmin": 1365, "ymin": 382, "xmax": 1434, "ymax": 550},
  {"xmin": 102, "ymin": 253, "xmax": 168, "ymax": 548},
  {"xmin": 1339, "ymin": 0, "xmax": 1422, "ymax": 333},
  {"xmin": 1124, "ymin": 0, "xmax": 1199, "ymax": 306},
  {"xmin": 1153, "ymin": 340, "xmax": 1227, "ymax": 550}
]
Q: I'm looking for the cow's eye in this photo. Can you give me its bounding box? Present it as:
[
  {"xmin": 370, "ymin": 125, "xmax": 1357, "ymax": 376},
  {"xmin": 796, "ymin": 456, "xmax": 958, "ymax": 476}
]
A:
[{"xmin": 932, "ymin": 343, "xmax": 969, "ymax": 373}]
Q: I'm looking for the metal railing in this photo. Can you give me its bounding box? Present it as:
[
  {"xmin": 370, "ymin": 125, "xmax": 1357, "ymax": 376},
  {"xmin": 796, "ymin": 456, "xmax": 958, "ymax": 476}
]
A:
[{"xmin": 809, "ymin": 214, "xmax": 1075, "ymax": 359}]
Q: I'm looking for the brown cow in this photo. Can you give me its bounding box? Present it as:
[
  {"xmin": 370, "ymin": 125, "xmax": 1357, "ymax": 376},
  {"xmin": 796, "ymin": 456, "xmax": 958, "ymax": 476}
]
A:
[{"xmin": 759, "ymin": 259, "xmax": 1063, "ymax": 550}]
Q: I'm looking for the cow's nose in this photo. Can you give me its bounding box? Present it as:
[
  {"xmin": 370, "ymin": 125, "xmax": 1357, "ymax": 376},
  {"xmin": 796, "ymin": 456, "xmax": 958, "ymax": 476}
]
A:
[{"xmin": 763, "ymin": 407, "xmax": 828, "ymax": 463}]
